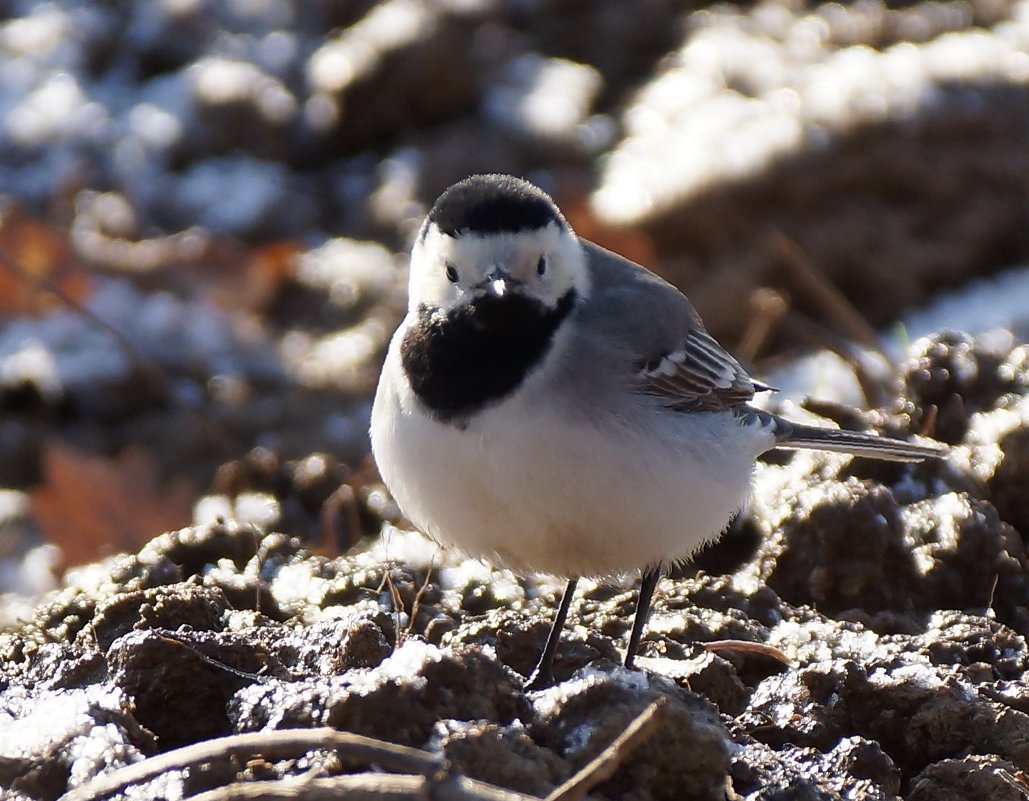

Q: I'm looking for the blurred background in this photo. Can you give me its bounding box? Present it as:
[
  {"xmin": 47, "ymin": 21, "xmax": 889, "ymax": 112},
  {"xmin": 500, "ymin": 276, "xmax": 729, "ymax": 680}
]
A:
[{"xmin": 1, "ymin": 0, "xmax": 1028, "ymax": 597}]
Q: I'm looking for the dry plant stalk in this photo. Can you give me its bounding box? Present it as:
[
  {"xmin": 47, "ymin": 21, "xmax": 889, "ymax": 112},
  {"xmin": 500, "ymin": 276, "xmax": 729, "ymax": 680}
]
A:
[
  {"xmin": 58, "ymin": 728, "xmax": 441, "ymax": 801},
  {"xmin": 545, "ymin": 699, "xmax": 665, "ymax": 801},
  {"xmin": 59, "ymin": 700, "xmax": 670, "ymax": 801}
]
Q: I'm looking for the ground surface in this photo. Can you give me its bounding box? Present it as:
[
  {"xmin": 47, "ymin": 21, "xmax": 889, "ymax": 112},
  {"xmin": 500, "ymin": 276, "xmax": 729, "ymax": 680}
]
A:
[
  {"xmin": 4, "ymin": 332, "xmax": 1029, "ymax": 800},
  {"xmin": 2, "ymin": 0, "xmax": 1029, "ymax": 799}
]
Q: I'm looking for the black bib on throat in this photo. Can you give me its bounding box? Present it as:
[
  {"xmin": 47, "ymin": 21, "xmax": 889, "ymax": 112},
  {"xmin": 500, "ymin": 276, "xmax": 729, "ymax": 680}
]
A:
[{"xmin": 400, "ymin": 289, "xmax": 577, "ymax": 424}]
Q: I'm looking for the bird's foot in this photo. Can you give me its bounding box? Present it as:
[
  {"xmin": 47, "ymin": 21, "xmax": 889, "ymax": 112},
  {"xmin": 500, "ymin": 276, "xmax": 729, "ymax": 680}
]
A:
[{"xmin": 524, "ymin": 667, "xmax": 556, "ymax": 691}]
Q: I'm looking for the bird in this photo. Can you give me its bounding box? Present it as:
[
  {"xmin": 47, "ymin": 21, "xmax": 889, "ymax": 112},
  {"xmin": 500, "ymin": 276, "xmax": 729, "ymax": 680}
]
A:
[{"xmin": 370, "ymin": 173, "xmax": 947, "ymax": 689}]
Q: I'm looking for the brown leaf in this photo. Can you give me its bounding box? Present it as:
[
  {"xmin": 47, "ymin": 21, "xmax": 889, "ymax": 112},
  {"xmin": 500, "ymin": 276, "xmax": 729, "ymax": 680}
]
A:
[
  {"xmin": 0, "ymin": 205, "xmax": 92, "ymax": 315},
  {"xmin": 199, "ymin": 239, "xmax": 301, "ymax": 313},
  {"xmin": 31, "ymin": 442, "xmax": 197, "ymax": 568}
]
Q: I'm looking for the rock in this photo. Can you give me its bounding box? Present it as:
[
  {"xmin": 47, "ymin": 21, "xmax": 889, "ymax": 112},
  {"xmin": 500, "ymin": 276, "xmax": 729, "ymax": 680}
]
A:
[
  {"xmin": 431, "ymin": 719, "xmax": 571, "ymax": 796},
  {"xmin": 750, "ymin": 476, "xmax": 919, "ymax": 615},
  {"xmin": 731, "ymin": 736, "xmax": 901, "ymax": 800},
  {"xmin": 305, "ymin": 0, "xmax": 498, "ymax": 155},
  {"xmin": 902, "ymin": 331, "xmax": 1029, "ymax": 444},
  {"xmin": 530, "ymin": 667, "xmax": 732, "ymax": 801},
  {"xmin": 908, "ymin": 755, "xmax": 1027, "ymax": 801},
  {"xmin": 231, "ymin": 640, "xmax": 528, "ymax": 748},
  {"xmin": 108, "ymin": 627, "xmax": 266, "ymax": 748}
]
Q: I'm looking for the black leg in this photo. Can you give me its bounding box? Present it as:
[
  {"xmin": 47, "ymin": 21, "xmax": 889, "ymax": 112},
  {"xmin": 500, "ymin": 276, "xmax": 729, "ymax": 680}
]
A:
[
  {"xmin": 624, "ymin": 567, "xmax": 661, "ymax": 670},
  {"xmin": 525, "ymin": 578, "xmax": 578, "ymax": 690}
]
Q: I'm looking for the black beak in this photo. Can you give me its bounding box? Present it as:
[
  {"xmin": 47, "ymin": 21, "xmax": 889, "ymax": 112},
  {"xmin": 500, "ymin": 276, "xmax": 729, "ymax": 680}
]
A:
[{"xmin": 480, "ymin": 270, "xmax": 520, "ymax": 298}]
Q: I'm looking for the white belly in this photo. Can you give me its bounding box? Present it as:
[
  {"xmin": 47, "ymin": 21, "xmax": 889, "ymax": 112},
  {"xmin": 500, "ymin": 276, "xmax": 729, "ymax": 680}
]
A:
[{"xmin": 371, "ymin": 352, "xmax": 764, "ymax": 578}]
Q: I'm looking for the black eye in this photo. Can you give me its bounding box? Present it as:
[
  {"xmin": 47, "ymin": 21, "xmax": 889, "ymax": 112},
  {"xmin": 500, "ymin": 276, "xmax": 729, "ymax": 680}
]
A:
[
  {"xmin": 537, "ymin": 256, "xmax": 547, "ymax": 276},
  {"xmin": 445, "ymin": 263, "xmax": 459, "ymax": 283}
]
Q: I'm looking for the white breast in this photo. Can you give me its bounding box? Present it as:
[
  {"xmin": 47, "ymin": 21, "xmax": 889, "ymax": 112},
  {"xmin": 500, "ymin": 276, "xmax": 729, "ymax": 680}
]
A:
[{"xmin": 371, "ymin": 337, "xmax": 767, "ymax": 578}]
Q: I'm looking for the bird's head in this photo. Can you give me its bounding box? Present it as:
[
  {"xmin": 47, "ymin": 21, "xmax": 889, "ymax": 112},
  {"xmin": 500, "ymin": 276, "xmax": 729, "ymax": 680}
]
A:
[{"xmin": 408, "ymin": 174, "xmax": 588, "ymax": 315}]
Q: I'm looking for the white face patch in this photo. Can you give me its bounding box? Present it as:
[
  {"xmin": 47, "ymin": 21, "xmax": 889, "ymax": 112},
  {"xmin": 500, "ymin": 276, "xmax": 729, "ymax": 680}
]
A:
[{"xmin": 407, "ymin": 221, "xmax": 589, "ymax": 313}]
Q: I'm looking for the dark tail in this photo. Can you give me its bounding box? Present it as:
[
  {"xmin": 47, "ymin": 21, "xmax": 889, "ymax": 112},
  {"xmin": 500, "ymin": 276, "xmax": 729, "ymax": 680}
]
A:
[{"xmin": 747, "ymin": 408, "xmax": 948, "ymax": 462}]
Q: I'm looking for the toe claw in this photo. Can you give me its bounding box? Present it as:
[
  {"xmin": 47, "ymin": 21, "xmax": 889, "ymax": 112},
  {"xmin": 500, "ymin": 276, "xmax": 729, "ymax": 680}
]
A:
[{"xmin": 524, "ymin": 669, "xmax": 555, "ymax": 690}]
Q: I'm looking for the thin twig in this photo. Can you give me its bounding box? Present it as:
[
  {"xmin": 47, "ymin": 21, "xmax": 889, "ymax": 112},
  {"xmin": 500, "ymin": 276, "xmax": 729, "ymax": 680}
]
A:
[
  {"xmin": 737, "ymin": 287, "xmax": 789, "ymax": 363},
  {"xmin": 372, "ymin": 563, "xmax": 405, "ymax": 648},
  {"xmin": 402, "ymin": 563, "xmax": 436, "ymax": 644},
  {"xmin": 434, "ymin": 774, "xmax": 547, "ymax": 801},
  {"xmin": 385, "ymin": 570, "xmax": 406, "ymax": 648},
  {"xmin": 997, "ymin": 768, "xmax": 1029, "ymax": 796},
  {"xmin": 544, "ymin": 699, "xmax": 665, "ymax": 801},
  {"xmin": 188, "ymin": 773, "xmax": 425, "ymax": 801},
  {"xmin": 319, "ymin": 483, "xmax": 364, "ymax": 555},
  {"xmin": 251, "ymin": 523, "xmax": 266, "ymax": 616},
  {"xmin": 987, "ymin": 572, "xmax": 1000, "ymax": 618},
  {"xmin": 58, "ymin": 728, "xmax": 442, "ymax": 801},
  {"xmin": 0, "ymin": 240, "xmax": 242, "ymax": 457},
  {"xmin": 0, "ymin": 243, "xmax": 176, "ymax": 403},
  {"xmin": 152, "ymin": 632, "xmax": 271, "ymax": 683},
  {"xmin": 918, "ymin": 404, "xmax": 939, "ymax": 437},
  {"xmin": 187, "ymin": 773, "xmax": 542, "ymax": 801},
  {"xmin": 776, "ymin": 310, "xmax": 894, "ymax": 408},
  {"xmin": 772, "ymin": 232, "xmax": 885, "ymax": 356}
]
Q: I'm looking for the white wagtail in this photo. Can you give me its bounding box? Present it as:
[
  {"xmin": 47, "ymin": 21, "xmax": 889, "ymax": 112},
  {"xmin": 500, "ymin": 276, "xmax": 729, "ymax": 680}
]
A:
[{"xmin": 371, "ymin": 173, "xmax": 946, "ymax": 688}]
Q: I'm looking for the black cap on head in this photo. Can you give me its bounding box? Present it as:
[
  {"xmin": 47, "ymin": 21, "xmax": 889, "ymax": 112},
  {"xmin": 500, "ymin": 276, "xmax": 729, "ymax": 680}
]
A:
[{"xmin": 425, "ymin": 174, "xmax": 564, "ymax": 238}]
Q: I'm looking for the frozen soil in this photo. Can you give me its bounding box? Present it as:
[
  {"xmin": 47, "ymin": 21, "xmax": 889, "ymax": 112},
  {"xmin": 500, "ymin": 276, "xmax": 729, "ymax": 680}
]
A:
[
  {"xmin": 3, "ymin": 0, "xmax": 1029, "ymax": 480},
  {"xmin": 3, "ymin": 331, "xmax": 1029, "ymax": 801},
  {"xmin": 3, "ymin": 1, "xmax": 1029, "ymax": 799}
]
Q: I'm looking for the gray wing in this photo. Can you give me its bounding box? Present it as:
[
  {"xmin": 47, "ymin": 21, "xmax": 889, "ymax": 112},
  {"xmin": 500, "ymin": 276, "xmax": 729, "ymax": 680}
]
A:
[
  {"xmin": 579, "ymin": 240, "xmax": 769, "ymax": 413},
  {"xmin": 638, "ymin": 328, "xmax": 770, "ymax": 411}
]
